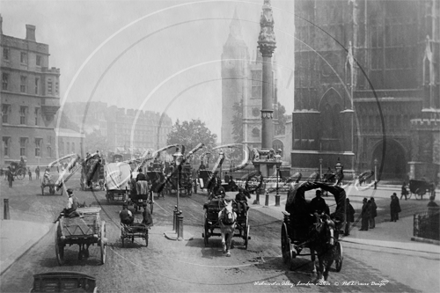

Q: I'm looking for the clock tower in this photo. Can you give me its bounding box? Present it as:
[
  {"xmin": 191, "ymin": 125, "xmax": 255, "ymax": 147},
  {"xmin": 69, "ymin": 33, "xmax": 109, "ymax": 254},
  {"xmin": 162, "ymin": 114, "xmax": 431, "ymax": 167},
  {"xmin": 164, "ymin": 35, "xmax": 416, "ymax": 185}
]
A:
[{"xmin": 221, "ymin": 9, "xmax": 250, "ymax": 144}]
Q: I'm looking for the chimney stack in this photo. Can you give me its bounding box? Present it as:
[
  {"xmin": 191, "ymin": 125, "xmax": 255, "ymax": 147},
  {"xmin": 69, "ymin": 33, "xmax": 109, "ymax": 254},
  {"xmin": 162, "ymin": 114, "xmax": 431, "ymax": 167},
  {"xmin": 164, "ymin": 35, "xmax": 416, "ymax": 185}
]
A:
[{"xmin": 26, "ymin": 24, "xmax": 36, "ymax": 41}]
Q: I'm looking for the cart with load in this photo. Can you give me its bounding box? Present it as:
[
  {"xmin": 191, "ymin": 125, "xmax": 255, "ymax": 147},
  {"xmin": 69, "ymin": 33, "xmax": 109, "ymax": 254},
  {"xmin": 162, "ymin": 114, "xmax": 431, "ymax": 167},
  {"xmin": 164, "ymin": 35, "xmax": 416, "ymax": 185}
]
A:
[
  {"xmin": 202, "ymin": 197, "xmax": 250, "ymax": 249},
  {"xmin": 120, "ymin": 222, "xmax": 150, "ymax": 247},
  {"xmin": 54, "ymin": 207, "xmax": 107, "ymax": 265},
  {"xmin": 281, "ymin": 181, "xmax": 344, "ymax": 274},
  {"xmin": 80, "ymin": 154, "xmax": 104, "ymax": 191},
  {"xmin": 104, "ymin": 162, "xmax": 131, "ymax": 202}
]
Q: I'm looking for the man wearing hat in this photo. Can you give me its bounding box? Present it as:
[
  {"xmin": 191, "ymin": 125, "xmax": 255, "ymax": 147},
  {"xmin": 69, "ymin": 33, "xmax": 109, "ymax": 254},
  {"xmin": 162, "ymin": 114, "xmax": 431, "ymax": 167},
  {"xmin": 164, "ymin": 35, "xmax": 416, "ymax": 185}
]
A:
[
  {"xmin": 119, "ymin": 203, "xmax": 134, "ymax": 225},
  {"xmin": 309, "ymin": 189, "xmax": 330, "ymax": 215},
  {"xmin": 54, "ymin": 188, "xmax": 78, "ymax": 222}
]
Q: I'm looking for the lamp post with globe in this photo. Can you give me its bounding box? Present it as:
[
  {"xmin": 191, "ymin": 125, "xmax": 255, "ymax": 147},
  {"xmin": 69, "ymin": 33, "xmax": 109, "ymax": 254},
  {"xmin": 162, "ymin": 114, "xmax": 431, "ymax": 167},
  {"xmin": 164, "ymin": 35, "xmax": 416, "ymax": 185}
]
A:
[{"xmin": 173, "ymin": 148, "xmax": 184, "ymax": 240}]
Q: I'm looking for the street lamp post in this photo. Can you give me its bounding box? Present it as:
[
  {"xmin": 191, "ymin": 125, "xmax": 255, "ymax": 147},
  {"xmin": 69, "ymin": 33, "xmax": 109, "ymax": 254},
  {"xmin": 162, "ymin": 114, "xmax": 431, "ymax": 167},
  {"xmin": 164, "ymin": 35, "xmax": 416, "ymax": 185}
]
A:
[
  {"xmin": 374, "ymin": 158, "xmax": 378, "ymax": 189},
  {"xmin": 173, "ymin": 149, "xmax": 184, "ymax": 240}
]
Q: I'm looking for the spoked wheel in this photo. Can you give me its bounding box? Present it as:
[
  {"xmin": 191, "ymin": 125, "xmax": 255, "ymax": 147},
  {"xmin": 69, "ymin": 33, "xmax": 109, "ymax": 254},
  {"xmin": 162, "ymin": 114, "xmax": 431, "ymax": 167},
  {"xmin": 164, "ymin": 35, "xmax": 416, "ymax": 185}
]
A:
[
  {"xmin": 100, "ymin": 221, "xmax": 106, "ymax": 265},
  {"xmin": 335, "ymin": 241, "xmax": 343, "ymax": 272},
  {"xmin": 54, "ymin": 221, "xmax": 65, "ymax": 265},
  {"xmin": 281, "ymin": 223, "xmax": 292, "ymax": 265}
]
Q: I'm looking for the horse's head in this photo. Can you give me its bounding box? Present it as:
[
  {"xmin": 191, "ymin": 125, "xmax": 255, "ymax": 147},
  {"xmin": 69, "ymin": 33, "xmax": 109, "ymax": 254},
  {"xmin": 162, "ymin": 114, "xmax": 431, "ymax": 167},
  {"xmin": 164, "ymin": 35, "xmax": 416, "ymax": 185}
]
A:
[
  {"xmin": 220, "ymin": 200, "xmax": 236, "ymax": 225},
  {"xmin": 312, "ymin": 214, "xmax": 336, "ymax": 247}
]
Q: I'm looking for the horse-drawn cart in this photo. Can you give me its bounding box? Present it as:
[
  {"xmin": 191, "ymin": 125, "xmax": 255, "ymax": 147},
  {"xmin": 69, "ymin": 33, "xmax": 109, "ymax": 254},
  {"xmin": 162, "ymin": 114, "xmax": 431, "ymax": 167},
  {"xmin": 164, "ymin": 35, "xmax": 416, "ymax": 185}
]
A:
[
  {"xmin": 104, "ymin": 162, "xmax": 130, "ymax": 202},
  {"xmin": 281, "ymin": 182, "xmax": 344, "ymax": 281},
  {"xmin": 54, "ymin": 207, "xmax": 107, "ymax": 265},
  {"xmin": 409, "ymin": 179, "xmax": 436, "ymax": 200},
  {"xmin": 202, "ymin": 198, "xmax": 250, "ymax": 249},
  {"xmin": 120, "ymin": 223, "xmax": 149, "ymax": 247}
]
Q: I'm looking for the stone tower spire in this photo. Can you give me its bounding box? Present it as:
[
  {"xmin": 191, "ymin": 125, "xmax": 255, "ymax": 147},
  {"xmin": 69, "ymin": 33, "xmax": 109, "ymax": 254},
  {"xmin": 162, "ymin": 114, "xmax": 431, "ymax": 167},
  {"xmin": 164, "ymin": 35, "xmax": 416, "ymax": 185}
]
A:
[{"xmin": 221, "ymin": 8, "xmax": 250, "ymax": 144}]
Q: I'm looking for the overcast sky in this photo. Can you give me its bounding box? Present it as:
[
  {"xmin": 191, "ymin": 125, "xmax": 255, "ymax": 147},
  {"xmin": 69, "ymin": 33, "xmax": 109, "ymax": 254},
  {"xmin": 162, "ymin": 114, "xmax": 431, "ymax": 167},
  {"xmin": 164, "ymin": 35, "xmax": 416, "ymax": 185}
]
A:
[{"xmin": 1, "ymin": 0, "xmax": 296, "ymax": 140}]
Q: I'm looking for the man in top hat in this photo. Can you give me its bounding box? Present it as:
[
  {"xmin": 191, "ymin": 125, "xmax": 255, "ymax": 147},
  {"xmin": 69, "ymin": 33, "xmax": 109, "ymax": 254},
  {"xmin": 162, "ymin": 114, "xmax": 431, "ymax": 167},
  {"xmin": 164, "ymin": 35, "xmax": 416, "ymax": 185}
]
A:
[{"xmin": 309, "ymin": 189, "xmax": 330, "ymax": 215}]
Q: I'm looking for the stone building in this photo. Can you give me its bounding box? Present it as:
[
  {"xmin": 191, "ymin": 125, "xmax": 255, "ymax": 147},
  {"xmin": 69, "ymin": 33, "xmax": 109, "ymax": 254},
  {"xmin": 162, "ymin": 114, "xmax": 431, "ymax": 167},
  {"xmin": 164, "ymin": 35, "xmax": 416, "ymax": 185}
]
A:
[
  {"xmin": 1, "ymin": 16, "xmax": 60, "ymax": 166},
  {"xmin": 221, "ymin": 10, "xmax": 290, "ymax": 161},
  {"xmin": 55, "ymin": 128, "xmax": 85, "ymax": 157},
  {"xmin": 293, "ymin": 0, "xmax": 439, "ymax": 182}
]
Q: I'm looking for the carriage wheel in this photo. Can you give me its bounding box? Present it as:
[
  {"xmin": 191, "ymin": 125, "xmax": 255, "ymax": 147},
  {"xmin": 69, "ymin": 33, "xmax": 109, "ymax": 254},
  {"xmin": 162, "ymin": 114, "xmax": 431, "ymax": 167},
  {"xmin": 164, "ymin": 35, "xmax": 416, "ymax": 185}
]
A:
[
  {"xmin": 100, "ymin": 221, "xmax": 106, "ymax": 265},
  {"xmin": 335, "ymin": 241, "xmax": 343, "ymax": 272},
  {"xmin": 17, "ymin": 171, "xmax": 25, "ymax": 180},
  {"xmin": 281, "ymin": 223, "xmax": 292, "ymax": 264},
  {"xmin": 244, "ymin": 225, "xmax": 250, "ymax": 250},
  {"xmin": 54, "ymin": 221, "xmax": 65, "ymax": 265}
]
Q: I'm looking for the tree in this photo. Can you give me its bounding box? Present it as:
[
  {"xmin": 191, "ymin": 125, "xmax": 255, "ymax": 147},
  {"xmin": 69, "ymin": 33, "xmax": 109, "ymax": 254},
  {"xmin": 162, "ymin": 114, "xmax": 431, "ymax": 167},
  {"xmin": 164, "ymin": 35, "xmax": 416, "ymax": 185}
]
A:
[
  {"xmin": 84, "ymin": 129, "xmax": 108, "ymax": 154},
  {"xmin": 275, "ymin": 102, "xmax": 287, "ymax": 135},
  {"xmin": 166, "ymin": 119, "xmax": 217, "ymax": 153}
]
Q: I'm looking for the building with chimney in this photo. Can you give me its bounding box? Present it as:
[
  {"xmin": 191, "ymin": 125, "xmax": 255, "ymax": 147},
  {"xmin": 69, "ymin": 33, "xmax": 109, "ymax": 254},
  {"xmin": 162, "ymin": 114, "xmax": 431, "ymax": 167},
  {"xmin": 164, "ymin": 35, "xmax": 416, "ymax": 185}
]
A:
[
  {"xmin": 293, "ymin": 0, "xmax": 439, "ymax": 183},
  {"xmin": 1, "ymin": 15, "xmax": 60, "ymax": 166}
]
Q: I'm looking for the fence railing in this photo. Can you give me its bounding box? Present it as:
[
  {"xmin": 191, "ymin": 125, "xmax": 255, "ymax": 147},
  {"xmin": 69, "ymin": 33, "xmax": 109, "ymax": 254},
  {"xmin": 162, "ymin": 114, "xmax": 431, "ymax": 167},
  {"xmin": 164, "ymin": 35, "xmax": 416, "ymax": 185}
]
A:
[{"xmin": 413, "ymin": 212, "xmax": 440, "ymax": 241}]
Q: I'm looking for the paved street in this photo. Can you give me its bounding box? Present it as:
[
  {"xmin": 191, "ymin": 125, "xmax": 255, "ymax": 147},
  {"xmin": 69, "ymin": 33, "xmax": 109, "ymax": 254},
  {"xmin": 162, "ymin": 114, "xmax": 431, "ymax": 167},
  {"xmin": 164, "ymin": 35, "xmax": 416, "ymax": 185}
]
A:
[{"xmin": 1, "ymin": 176, "xmax": 439, "ymax": 292}]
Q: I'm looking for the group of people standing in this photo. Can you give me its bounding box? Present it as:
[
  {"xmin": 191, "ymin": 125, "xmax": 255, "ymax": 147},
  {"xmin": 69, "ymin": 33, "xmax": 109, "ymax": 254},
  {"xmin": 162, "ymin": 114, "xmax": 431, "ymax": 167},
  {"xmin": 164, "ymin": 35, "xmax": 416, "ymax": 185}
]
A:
[{"xmin": 360, "ymin": 197, "xmax": 378, "ymax": 231}]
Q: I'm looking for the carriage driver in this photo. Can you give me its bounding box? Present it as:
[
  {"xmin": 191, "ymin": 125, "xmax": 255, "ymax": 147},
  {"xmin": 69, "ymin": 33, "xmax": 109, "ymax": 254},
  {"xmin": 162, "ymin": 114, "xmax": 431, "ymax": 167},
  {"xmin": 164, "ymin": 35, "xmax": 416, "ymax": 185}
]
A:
[
  {"xmin": 119, "ymin": 203, "xmax": 134, "ymax": 226},
  {"xmin": 309, "ymin": 190, "xmax": 330, "ymax": 215},
  {"xmin": 54, "ymin": 188, "xmax": 79, "ymax": 222}
]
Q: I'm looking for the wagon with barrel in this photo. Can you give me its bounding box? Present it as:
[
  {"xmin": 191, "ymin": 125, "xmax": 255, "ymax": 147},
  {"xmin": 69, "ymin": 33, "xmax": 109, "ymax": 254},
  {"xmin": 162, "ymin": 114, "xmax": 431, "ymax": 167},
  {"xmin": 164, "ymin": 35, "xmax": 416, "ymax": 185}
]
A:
[
  {"xmin": 281, "ymin": 181, "xmax": 344, "ymax": 274},
  {"xmin": 409, "ymin": 179, "xmax": 436, "ymax": 200},
  {"xmin": 202, "ymin": 197, "xmax": 250, "ymax": 249},
  {"xmin": 104, "ymin": 162, "xmax": 131, "ymax": 202},
  {"xmin": 54, "ymin": 207, "xmax": 107, "ymax": 265}
]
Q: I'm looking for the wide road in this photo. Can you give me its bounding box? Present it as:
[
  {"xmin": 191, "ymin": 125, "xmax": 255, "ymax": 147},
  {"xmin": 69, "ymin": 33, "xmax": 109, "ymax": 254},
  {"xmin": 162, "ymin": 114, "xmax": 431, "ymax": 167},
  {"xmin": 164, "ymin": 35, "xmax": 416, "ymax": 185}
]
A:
[{"xmin": 1, "ymin": 177, "xmax": 438, "ymax": 292}]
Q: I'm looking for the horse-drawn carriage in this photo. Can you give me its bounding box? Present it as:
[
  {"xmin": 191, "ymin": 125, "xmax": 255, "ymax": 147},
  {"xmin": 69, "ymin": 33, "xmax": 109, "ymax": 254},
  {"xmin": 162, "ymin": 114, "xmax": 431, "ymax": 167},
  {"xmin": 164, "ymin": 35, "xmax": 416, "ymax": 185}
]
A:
[
  {"xmin": 104, "ymin": 162, "xmax": 130, "ymax": 202},
  {"xmin": 202, "ymin": 196, "xmax": 250, "ymax": 255},
  {"xmin": 54, "ymin": 207, "xmax": 107, "ymax": 265},
  {"xmin": 120, "ymin": 222, "xmax": 150, "ymax": 247},
  {"xmin": 8, "ymin": 160, "xmax": 27, "ymax": 180},
  {"xmin": 80, "ymin": 154, "xmax": 104, "ymax": 191},
  {"xmin": 281, "ymin": 181, "xmax": 344, "ymax": 282},
  {"xmin": 163, "ymin": 162, "xmax": 193, "ymax": 196},
  {"xmin": 408, "ymin": 179, "xmax": 436, "ymax": 200}
]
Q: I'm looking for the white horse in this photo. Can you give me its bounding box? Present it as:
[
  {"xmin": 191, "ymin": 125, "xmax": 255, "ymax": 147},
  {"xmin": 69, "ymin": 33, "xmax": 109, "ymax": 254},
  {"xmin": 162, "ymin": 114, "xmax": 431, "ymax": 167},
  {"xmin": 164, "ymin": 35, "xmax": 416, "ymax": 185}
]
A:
[{"xmin": 218, "ymin": 200, "xmax": 237, "ymax": 257}]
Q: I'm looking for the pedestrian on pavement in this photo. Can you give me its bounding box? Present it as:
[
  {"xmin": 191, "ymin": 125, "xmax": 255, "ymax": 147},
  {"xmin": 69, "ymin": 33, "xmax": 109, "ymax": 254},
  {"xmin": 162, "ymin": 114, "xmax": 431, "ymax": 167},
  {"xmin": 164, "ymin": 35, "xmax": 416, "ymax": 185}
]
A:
[
  {"xmin": 141, "ymin": 202, "xmax": 153, "ymax": 227},
  {"xmin": 427, "ymin": 196, "xmax": 439, "ymax": 217},
  {"xmin": 369, "ymin": 197, "xmax": 377, "ymax": 229},
  {"xmin": 35, "ymin": 166, "xmax": 40, "ymax": 180},
  {"xmin": 28, "ymin": 167, "xmax": 32, "ymax": 181},
  {"xmin": 309, "ymin": 189, "xmax": 330, "ymax": 215},
  {"xmin": 7, "ymin": 167, "xmax": 14, "ymax": 188},
  {"xmin": 345, "ymin": 198, "xmax": 355, "ymax": 236},
  {"xmin": 390, "ymin": 193, "xmax": 401, "ymax": 222},
  {"xmin": 401, "ymin": 182, "xmax": 409, "ymax": 200},
  {"xmin": 360, "ymin": 197, "xmax": 370, "ymax": 231}
]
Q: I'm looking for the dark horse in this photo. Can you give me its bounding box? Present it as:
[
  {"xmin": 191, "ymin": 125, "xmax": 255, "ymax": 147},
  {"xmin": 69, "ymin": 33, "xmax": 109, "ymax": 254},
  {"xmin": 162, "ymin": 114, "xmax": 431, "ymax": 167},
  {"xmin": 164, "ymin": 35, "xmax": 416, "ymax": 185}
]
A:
[{"xmin": 308, "ymin": 213, "xmax": 338, "ymax": 283}]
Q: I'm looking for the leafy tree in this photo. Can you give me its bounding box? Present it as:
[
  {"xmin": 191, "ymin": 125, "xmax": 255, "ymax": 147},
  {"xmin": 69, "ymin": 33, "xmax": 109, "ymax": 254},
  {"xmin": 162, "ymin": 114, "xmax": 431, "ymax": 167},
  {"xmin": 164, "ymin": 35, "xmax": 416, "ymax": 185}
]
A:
[
  {"xmin": 166, "ymin": 119, "xmax": 217, "ymax": 154},
  {"xmin": 275, "ymin": 102, "xmax": 287, "ymax": 135},
  {"xmin": 84, "ymin": 129, "xmax": 108, "ymax": 154}
]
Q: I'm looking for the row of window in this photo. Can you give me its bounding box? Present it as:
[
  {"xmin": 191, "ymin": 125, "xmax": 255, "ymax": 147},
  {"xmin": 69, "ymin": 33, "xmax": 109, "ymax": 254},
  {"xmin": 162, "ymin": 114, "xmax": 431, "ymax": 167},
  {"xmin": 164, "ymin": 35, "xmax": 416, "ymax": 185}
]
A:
[
  {"xmin": 2, "ymin": 104, "xmax": 40, "ymax": 125},
  {"xmin": 3, "ymin": 48, "xmax": 42, "ymax": 66},
  {"xmin": 2, "ymin": 73, "xmax": 58, "ymax": 95},
  {"xmin": 2, "ymin": 137, "xmax": 47, "ymax": 157}
]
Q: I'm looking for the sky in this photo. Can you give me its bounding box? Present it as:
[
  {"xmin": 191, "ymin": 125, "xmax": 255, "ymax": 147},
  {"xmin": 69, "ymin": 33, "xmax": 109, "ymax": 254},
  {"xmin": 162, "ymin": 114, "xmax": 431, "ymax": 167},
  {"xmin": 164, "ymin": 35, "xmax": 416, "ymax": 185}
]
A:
[{"xmin": 1, "ymin": 0, "xmax": 296, "ymax": 140}]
